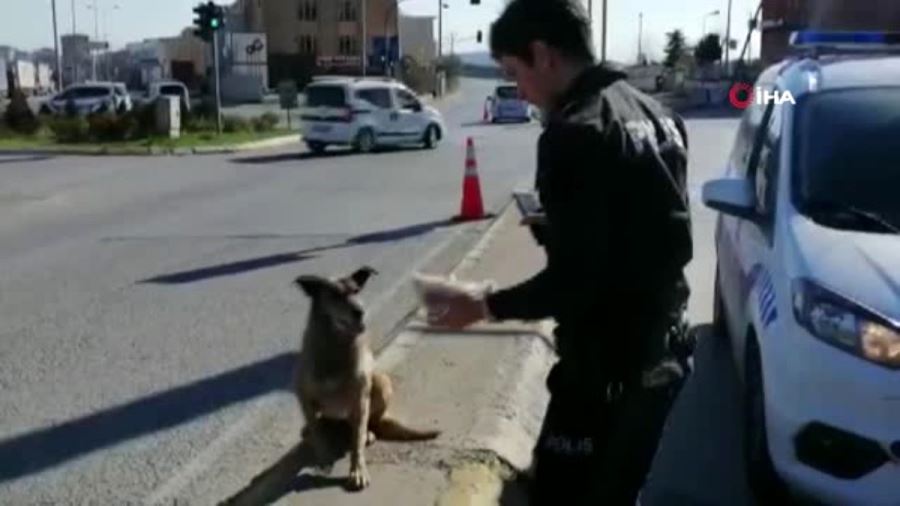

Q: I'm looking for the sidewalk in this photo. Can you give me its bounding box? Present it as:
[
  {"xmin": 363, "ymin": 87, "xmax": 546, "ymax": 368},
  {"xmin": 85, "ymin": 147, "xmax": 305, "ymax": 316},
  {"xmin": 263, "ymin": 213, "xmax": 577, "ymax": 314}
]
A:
[{"xmin": 216, "ymin": 206, "xmax": 554, "ymax": 506}]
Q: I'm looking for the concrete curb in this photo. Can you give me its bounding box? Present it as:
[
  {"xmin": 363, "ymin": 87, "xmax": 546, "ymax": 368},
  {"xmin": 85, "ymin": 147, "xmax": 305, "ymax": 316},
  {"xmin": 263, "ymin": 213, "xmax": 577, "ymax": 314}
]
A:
[
  {"xmin": 418, "ymin": 205, "xmax": 554, "ymax": 505},
  {"xmin": 0, "ymin": 134, "xmax": 299, "ymax": 157}
]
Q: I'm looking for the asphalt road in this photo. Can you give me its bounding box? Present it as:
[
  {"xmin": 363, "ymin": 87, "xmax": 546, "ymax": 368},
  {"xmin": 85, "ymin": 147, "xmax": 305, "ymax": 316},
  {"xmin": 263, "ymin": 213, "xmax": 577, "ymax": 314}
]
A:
[
  {"xmin": 0, "ymin": 78, "xmax": 539, "ymax": 503},
  {"xmin": 643, "ymin": 108, "xmax": 751, "ymax": 505}
]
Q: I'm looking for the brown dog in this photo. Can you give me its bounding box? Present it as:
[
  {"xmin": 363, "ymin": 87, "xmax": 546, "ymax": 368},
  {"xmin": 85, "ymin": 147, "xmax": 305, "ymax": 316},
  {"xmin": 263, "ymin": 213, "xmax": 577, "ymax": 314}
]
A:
[{"xmin": 294, "ymin": 267, "xmax": 440, "ymax": 490}]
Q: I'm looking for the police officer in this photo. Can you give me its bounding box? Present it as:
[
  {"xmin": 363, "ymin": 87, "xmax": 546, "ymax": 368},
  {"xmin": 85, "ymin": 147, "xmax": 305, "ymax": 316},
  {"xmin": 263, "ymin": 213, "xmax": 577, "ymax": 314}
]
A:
[{"xmin": 425, "ymin": 0, "xmax": 693, "ymax": 503}]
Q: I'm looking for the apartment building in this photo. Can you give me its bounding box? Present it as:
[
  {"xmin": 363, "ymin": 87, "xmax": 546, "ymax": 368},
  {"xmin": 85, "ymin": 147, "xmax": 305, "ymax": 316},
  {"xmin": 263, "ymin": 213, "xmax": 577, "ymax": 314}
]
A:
[{"xmin": 237, "ymin": 0, "xmax": 401, "ymax": 85}]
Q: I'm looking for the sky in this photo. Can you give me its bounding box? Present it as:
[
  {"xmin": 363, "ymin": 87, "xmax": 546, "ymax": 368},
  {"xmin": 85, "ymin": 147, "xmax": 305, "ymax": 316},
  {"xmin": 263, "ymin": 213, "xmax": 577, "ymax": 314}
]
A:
[{"xmin": 3, "ymin": 0, "xmax": 762, "ymax": 63}]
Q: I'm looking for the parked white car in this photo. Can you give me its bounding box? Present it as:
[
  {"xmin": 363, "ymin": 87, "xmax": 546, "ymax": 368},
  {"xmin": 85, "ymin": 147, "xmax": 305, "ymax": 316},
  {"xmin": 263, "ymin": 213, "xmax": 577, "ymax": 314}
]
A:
[
  {"xmin": 488, "ymin": 83, "xmax": 532, "ymax": 123},
  {"xmin": 41, "ymin": 82, "xmax": 132, "ymax": 115},
  {"xmin": 301, "ymin": 77, "xmax": 445, "ymax": 154},
  {"xmin": 705, "ymin": 30, "xmax": 900, "ymax": 505}
]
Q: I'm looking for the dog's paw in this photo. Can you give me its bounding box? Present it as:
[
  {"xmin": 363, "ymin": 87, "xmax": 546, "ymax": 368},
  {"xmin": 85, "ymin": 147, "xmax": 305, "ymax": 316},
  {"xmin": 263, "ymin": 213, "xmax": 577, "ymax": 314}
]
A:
[
  {"xmin": 366, "ymin": 431, "xmax": 376, "ymax": 446},
  {"xmin": 347, "ymin": 466, "xmax": 371, "ymax": 491}
]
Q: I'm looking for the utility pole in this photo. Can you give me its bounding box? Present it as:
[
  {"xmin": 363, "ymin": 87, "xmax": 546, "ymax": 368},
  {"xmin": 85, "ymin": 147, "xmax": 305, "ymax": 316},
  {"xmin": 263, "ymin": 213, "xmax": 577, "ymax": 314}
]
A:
[
  {"xmin": 638, "ymin": 12, "xmax": 643, "ymax": 64},
  {"xmin": 437, "ymin": 0, "xmax": 443, "ymax": 59},
  {"xmin": 91, "ymin": 0, "xmax": 99, "ymax": 81},
  {"xmin": 71, "ymin": 0, "xmax": 78, "ymax": 83},
  {"xmin": 361, "ymin": 0, "xmax": 367, "ymax": 76},
  {"xmin": 51, "ymin": 0, "xmax": 63, "ymax": 91},
  {"xmin": 213, "ymin": 29, "xmax": 222, "ymax": 133},
  {"xmin": 601, "ymin": 0, "xmax": 607, "ymax": 62},
  {"xmin": 724, "ymin": 0, "xmax": 734, "ymax": 76}
]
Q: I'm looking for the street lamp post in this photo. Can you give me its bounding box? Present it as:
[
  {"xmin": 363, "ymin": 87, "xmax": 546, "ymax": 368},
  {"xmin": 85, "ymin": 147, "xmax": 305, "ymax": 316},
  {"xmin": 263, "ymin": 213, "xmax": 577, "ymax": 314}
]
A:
[
  {"xmin": 71, "ymin": 0, "xmax": 78, "ymax": 83},
  {"xmin": 637, "ymin": 12, "xmax": 643, "ymax": 65},
  {"xmin": 51, "ymin": 0, "xmax": 63, "ymax": 91},
  {"xmin": 103, "ymin": 4, "xmax": 120, "ymax": 80},
  {"xmin": 724, "ymin": 0, "xmax": 734, "ymax": 75},
  {"xmin": 702, "ymin": 9, "xmax": 721, "ymax": 37},
  {"xmin": 361, "ymin": 0, "xmax": 367, "ymax": 76},
  {"xmin": 437, "ymin": 0, "xmax": 443, "ymax": 58}
]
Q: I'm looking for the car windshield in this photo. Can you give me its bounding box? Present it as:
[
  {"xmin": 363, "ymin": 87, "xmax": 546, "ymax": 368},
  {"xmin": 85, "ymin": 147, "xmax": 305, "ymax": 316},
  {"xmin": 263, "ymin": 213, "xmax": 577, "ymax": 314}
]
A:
[
  {"xmin": 306, "ymin": 85, "xmax": 346, "ymax": 107},
  {"xmin": 794, "ymin": 87, "xmax": 900, "ymax": 232},
  {"xmin": 496, "ymin": 86, "xmax": 519, "ymax": 100},
  {"xmin": 160, "ymin": 85, "xmax": 183, "ymax": 96},
  {"xmin": 58, "ymin": 87, "xmax": 111, "ymax": 100}
]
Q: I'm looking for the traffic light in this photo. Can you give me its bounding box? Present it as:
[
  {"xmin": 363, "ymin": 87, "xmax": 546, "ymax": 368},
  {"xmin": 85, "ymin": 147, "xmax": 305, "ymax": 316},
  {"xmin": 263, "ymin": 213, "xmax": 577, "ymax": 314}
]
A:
[
  {"xmin": 471, "ymin": 0, "xmax": 481, "ymax": 4},
  {"xmin": 193, "ymin": 2, "xmax": 225, "ymax": 42}
]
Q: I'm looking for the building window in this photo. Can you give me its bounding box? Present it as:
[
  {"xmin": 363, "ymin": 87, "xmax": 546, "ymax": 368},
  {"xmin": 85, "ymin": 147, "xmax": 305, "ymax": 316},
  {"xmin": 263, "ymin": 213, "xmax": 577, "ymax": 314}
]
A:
[
  {"xmin": 298, "ymin": 1, "xmax": 317, "ymax": 21},
  {"xmin": 338, "ymin": 36, "xmax": 358, "ymax": 56},
  {"xmin": 338, "ymin": 1, "xmax": 357, "ymax": 22},
  {"xmin": 298, "ymin": 35, "xmax": 317, "ymax": 54}
]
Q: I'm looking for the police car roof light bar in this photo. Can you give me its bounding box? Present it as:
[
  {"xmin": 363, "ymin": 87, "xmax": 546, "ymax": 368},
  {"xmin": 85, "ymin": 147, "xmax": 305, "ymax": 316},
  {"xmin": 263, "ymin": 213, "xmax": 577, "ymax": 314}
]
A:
[{"xmin": 790, "ymin": 30, "xmax": 900, "ymax": 57}]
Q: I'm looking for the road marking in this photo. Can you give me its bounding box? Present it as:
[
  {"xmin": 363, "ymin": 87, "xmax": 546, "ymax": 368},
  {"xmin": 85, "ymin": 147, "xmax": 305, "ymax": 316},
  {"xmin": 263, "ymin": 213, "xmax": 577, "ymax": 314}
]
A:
[{"xmin": 144, "ymin": 394, "xmax": 282, "ymax": 506}]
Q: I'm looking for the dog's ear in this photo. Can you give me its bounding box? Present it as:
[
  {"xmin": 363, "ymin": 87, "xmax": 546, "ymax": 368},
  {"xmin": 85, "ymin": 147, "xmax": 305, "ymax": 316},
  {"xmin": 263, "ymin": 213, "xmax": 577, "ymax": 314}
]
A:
[
  {"xmin": 349, "ymin": 266, "xmax": 378, "ymax": 291},
  {"xmin": 295, "ymin": 275, "xmax": 329, "ymax": 298}
]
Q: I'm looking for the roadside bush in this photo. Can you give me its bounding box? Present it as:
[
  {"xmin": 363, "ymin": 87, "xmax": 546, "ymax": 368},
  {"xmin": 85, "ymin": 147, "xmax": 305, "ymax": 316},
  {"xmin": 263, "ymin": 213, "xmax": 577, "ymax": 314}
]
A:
[
  {"xmin": 191, "ymin": 100, "xmax": 218, "ymax": 120},
  {"xmin": 124, "ymin": 104, "xmax": 157, "ymax": 139},
  {"xmin": 184, "ymin": 115, "xmax": 216, "ymax": 133},
  {"xmin": 48, "ymin": 116, "xmax": 90, "ymax": 143},
  {"xmin": 251, "ymin": 112, "xmax": 280, "ymax": 132},
  {"xmin": 88, "ymin": 113, "xmax": 136, "ymax": 142},
  {"xmin": 223, "ymin": 115, "xmax": 251, "ymax": 133},
  {"xmin": 4, "ymin": 90, "xmax": 41, "ymax": 135}
]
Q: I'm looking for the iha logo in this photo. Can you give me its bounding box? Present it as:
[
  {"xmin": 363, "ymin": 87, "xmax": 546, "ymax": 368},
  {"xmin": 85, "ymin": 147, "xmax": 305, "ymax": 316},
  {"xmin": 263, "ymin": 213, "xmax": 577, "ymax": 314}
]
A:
[{"xmin": 729, "ymin": 83, "xmax": 796, "ymax": 109}]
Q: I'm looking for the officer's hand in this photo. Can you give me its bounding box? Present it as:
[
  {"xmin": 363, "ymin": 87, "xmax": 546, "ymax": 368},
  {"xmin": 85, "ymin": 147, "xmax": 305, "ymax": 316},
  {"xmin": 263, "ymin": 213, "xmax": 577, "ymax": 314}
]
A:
[
  {"xmin": 426, "ymin": 290, "xmax": 488, "ymax": 329},
  {"xmin": 416, "ymin": 276, "xmax": 491, "ymax": 329}
]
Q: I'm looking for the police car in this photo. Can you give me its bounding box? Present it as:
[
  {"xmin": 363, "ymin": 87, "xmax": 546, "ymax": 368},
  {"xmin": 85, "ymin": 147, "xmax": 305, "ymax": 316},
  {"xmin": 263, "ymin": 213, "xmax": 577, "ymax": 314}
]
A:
[
  {"xmin": 704, "ymin": 31, "xmax": 900, "ymax": 504},
  {"xmin": 488, "ymin": 83, "xmax": 532, "ymax": 123},
  {"xmin": 301, "ymin": 77, "xmax": 445, "ymax": 155}
]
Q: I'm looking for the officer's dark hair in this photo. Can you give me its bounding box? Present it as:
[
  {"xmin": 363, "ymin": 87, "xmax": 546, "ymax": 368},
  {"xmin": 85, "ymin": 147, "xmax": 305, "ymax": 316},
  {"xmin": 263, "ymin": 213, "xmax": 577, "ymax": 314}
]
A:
[{"xmin": 490, "ymin": 0, "xmax": 595, "ymax": 65}]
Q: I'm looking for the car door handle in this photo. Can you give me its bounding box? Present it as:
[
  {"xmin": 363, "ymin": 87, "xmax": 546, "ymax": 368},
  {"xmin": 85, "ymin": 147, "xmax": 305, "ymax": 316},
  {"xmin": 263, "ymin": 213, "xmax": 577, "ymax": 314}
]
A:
[{"xmin": 390, "ymin": 112, "xmax": 399, "ymax": 121}]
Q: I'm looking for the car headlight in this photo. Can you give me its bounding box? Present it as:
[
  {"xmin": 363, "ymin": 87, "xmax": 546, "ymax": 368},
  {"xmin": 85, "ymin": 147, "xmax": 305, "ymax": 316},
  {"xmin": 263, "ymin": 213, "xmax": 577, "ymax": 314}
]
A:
[{"xmin": 792, "ymin": 279, "xmax": 900, "ymax": 368}]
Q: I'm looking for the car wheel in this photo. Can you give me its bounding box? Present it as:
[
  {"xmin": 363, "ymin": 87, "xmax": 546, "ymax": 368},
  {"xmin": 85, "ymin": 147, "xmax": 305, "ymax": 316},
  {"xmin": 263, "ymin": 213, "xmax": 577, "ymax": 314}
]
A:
[
  {"xmin": 744, "ymin": 336, "xmax": 790, "ymax": 504},
  {"xmin": 713, "ymin": 268, "xmax": 729, "ymax": 339},
  {"xmin": 423, "ymin": 125, "xmax": 438, "ymax": 149},
  {"xmin": 307, "ymin": 141, "xmax": 326, "ymax": 155},
  {"xmin": 355, "ymin": 128, "xmax": 376, "ymax": 154}
]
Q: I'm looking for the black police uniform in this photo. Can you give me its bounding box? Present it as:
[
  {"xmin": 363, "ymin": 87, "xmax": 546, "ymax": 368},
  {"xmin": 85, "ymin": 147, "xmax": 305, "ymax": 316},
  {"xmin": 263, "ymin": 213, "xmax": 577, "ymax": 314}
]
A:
[{"xmin": 485, "ymin": 64, "xmax": 693, "ymax": 505}]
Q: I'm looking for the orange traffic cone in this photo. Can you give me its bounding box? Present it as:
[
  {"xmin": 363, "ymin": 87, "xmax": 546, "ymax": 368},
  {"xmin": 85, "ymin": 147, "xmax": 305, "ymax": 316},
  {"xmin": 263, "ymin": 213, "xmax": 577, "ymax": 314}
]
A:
[{"xmin": 457, "ymin": 137, "xmax": 485, "ymax": 221}]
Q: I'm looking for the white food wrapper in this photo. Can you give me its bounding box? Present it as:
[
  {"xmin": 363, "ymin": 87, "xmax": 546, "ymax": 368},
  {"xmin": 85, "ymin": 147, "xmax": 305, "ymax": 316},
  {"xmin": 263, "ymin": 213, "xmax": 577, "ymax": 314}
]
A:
[{"xmin": 413, "ymin": 273, "xmax": 495, "ymax": 321}]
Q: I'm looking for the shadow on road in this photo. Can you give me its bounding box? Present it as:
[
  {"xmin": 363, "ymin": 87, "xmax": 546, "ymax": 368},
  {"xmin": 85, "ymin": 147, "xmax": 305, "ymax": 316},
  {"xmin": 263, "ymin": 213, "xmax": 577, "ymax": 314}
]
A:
[
  {"xmin": 231, "ymin": 145, "xmax": 422, "ymax": 165},
  {"xmin": 0, "ymin": 154, "xmax": 56, "ymax": 165},
  {"xmin": 139, "ymin": 218, "xmax": 463, "ymax": 285},
  {"xmin": 0, "ymin": 353, "xmax": 296, "ymax": 483},
  {"xmin": 220, "ymin": 421, "xmax": 355, "ymax": 505},
  {"xmin": 141, "ymin": 253, "xmax": 320, "ymax": 284}
]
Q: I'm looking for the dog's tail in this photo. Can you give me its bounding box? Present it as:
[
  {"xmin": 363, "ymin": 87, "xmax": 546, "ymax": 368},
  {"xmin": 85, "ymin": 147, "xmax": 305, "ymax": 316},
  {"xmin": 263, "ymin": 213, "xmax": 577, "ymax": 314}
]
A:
[{"xmin": 372, "ymin": 416, "xmax": 440, "ymax": 441}]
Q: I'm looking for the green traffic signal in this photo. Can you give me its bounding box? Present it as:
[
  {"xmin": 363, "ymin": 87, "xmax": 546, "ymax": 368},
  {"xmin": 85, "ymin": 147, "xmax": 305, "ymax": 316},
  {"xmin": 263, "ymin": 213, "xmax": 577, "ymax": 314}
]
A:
[{"xmin": 210, "ymin": 18, "xmax": 220, "ymax": 29}]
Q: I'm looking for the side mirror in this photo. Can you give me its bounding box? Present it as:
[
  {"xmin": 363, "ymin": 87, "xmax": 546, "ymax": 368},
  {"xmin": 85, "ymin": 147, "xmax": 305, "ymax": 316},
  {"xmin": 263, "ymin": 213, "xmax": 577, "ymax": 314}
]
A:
[
  {"xmin": 409, "ymin": 101, "xmax": 423, "ymax": 112},
  {"xmin": 702, "ymin": 178, "xmax": 758, "ymax": 220}
]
